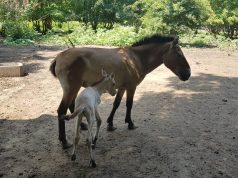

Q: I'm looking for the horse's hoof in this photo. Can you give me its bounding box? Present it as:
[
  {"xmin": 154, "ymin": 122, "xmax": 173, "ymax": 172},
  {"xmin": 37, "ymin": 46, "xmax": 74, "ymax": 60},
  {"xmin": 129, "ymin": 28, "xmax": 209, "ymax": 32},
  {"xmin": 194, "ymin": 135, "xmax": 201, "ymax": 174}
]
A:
[
  {"xmin": 107, "ymin": 125, "xmax": 117, "ymax": 131},
  {"xmin": 90, "ymin": 160, "xmax": 97, "ymax": 168},
  {"xmin": 61, "ymin": 141, "xmax": 73, "ymax": 149},
  {"xmin": 81, "ymin": 122, "xmax": 88, "ymax": 130},
  {"xmin": 71, "ymin": 154, "xmax": 76, "ymax": 161},
  {"xmin": 128, "ymin": 123, "xmax": 138, "ymax": 130}
]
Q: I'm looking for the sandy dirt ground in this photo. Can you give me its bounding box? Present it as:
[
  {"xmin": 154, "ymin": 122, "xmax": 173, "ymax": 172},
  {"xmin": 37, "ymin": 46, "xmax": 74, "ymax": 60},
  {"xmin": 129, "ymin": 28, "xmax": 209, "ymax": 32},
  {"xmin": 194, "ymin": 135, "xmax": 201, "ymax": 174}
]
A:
[{"xmin": 0, "ymin": 44, "xmax": 238, "ymax": 178}]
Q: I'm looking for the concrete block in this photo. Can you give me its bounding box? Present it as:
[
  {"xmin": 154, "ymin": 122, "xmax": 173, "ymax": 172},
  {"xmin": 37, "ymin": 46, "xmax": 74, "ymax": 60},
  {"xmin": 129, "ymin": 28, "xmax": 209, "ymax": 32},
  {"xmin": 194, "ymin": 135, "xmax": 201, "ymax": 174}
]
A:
[{"xmin": 0, "ymin": 62, "xmax": 25, "ymax": 77}]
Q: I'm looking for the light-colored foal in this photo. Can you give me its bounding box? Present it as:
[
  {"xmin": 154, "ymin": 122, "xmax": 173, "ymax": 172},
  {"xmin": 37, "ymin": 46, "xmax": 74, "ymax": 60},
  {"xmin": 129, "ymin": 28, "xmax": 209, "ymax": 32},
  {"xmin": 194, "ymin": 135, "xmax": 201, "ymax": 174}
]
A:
[{"xmin": 63, "ymin": 69, "xmax": 116, "ymax": 167}]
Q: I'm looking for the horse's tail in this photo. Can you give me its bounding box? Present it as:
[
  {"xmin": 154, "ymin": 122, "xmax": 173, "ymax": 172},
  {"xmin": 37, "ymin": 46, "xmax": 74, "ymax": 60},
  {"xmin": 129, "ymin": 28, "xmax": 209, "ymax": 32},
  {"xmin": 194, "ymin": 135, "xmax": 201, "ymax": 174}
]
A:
[
  {"xmin": 65, "ymin": 106, "xmax": 85, "ymax": 120},
  {"xmin": 49, "ymin": 59, "xmax": 57, "ymax": 78}
]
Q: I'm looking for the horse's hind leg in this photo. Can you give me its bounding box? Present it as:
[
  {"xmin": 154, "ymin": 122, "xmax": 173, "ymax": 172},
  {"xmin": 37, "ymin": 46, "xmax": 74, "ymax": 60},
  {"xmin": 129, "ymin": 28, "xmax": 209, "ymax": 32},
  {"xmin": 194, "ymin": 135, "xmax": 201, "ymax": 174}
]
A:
[
  {"xmin": 57, "ymin": 91, "xmax": 78, "ymax": 149},
  {"xmin": 107, "ymin": 88, "xmax": 125, "ymax": 131},
  {"xmin": 69, "ymin": 96, "xmax": 76, "ymax": 113},
  {"xmin": 125, "ymin": 88, "xmax": 137, "ymax": 130}
]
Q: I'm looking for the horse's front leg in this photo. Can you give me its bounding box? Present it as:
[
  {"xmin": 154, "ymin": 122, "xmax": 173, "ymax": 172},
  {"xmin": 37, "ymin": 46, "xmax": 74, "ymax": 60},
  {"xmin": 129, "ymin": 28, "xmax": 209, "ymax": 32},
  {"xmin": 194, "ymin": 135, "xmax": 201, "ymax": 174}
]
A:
[
  {"xmin": 107, "ymin": 88, "xmax": 125, "ymax": 131},
  {"xmin": 125, "ymin": 88, "xmax": 137, "ymax": 130}
]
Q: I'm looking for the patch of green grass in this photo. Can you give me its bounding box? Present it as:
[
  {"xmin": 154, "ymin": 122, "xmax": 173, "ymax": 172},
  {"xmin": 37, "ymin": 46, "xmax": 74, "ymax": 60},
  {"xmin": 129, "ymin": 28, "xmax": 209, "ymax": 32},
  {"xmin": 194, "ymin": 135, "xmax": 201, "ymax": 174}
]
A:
[
  {"xmin": 3, "ymin": 38, "xmax": 35, "ymax": 45},
  {"xmin": 180, "ymin": 32, "xmax": 238, "ymax": 49}
]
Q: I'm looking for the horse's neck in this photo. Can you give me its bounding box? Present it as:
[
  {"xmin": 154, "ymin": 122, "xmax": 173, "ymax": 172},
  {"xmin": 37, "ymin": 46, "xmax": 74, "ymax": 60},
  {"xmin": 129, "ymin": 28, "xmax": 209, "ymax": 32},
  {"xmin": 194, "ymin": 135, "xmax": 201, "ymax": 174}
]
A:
[{"xmin": 130, "ymin": 43, "xmax": 170, "ymax": 74}]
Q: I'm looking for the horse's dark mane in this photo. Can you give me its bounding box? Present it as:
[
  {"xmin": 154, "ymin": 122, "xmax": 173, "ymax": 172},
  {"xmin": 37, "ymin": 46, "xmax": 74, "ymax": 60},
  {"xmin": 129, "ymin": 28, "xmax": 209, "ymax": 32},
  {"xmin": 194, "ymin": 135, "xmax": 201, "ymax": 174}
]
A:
[{"xmin": 132, "ymin": 34, "xmax": 177, "ymax": 47}]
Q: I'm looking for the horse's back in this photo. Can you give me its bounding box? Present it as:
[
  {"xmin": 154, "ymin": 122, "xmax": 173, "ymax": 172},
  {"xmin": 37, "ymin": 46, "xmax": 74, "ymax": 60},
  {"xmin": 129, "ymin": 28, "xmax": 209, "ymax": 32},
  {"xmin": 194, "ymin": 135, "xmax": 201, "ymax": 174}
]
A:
[
  {"xmin": 56, "ymin": 47, "xmax": 122, "ymax": 69},
  {"xmin": 55, "ymin": 47, "xmax": 129, "ymax": 88}
]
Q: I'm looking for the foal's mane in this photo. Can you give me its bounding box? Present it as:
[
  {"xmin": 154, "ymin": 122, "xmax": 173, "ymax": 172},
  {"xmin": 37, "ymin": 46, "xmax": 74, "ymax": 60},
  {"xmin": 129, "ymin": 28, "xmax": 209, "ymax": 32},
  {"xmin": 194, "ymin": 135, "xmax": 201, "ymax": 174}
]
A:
[
  {"xmin": 132, "ymin": 34, "xmax": 177, "ymax": 47},
  {"xmin": 91, "ymin": 76, "xmax": 106, "ymax": 87}
]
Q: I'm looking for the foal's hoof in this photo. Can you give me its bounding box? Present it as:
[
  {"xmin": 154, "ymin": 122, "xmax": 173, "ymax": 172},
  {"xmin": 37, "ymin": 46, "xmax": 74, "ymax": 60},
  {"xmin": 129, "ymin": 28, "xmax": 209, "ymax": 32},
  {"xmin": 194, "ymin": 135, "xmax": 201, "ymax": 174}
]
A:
[
  {"xmin": 92, "ymin": 137, "xmax": 97, "ymax": 149},
  {"xmin": 128, "ymin": 123, "xmax": 138, "ymax": 130},
  {"xmin": 71, "ymin": 154, "xmax": 76, "ymax": 161},
  {"xmin": 107, "ymin": 125, "xmax": 117, "ymax": 132},
  {"xmin": 81, "ymin": 122, "xmax": 88, "ymax": 130},
  {"xmin": 61, "ymin": 141, "xmax": 73, "ymax": 149},
  {"xmin": 90, "ymin": 160, "xmax": 97, "ymax": 168}
]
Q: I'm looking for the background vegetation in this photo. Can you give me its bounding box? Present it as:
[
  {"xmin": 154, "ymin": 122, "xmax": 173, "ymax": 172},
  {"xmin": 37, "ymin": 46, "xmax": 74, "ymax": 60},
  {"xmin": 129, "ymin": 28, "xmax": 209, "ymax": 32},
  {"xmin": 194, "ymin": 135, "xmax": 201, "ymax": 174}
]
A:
[{"xmin": 0, "ymin": 0, "xmax": 237, "ymax": 48}]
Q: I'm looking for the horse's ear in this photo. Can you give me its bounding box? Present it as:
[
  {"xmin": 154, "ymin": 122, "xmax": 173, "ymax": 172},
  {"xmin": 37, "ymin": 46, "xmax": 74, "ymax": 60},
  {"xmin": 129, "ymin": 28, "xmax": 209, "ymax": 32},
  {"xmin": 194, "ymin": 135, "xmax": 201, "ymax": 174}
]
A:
[
  {"xmin": 173, "ymin": 36, "xmax": 179, "ymax": 45},
  {"xmin": 101, "ymin": 68, "xmax": 107, "ymax": 77}
]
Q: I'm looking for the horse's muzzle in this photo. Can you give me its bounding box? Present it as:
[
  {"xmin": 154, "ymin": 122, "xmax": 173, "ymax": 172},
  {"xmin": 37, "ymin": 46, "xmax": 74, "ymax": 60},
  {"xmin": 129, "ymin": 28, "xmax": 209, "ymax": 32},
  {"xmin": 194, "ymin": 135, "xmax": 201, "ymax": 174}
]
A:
[{"xmin": 179, "ymin": 69, "xmax": 191, "ymax": 81}]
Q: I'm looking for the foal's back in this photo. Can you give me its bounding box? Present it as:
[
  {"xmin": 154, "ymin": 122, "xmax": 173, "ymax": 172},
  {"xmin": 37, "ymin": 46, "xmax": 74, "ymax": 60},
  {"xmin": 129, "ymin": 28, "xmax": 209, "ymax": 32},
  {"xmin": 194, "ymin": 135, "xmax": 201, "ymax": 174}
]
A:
[{"xmin": 75, "ymin": 87, "xmax": 99, "ymax": 111}]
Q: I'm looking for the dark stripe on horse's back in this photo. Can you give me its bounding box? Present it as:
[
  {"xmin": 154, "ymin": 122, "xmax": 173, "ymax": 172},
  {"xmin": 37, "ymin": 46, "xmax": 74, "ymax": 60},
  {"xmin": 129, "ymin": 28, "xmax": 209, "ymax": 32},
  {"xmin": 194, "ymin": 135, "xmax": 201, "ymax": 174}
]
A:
[{"xmin": 132, "ymin": 34, "xmax": 176, "ymax": 47}]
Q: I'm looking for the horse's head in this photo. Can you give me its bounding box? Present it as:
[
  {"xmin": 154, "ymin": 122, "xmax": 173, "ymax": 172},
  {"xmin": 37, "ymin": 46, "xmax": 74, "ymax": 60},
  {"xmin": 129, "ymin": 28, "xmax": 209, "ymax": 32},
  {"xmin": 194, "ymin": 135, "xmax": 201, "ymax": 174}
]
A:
[
  {"xmin": 163, "ymin": 37, "xmax": 191, "ymax": 81},
  {"xmin": 101, "ymin": 69, "xmax": 117, "ymax": 96}
]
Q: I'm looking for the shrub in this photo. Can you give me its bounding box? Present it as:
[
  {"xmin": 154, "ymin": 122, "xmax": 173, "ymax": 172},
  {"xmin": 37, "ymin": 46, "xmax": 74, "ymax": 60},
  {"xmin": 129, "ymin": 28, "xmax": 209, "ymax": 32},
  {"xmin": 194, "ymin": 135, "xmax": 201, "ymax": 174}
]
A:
[{"xmin": 2, "ymin": 21, "xmax": 37, "ymax": 40}]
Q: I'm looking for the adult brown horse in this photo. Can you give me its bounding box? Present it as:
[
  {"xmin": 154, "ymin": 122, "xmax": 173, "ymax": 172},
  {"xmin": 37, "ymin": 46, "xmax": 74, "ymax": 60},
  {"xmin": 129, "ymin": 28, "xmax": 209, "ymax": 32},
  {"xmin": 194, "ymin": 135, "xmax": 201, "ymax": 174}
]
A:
[{"xmin": 50, "ymin": 34, "xmax": 191, "ymax": 149}]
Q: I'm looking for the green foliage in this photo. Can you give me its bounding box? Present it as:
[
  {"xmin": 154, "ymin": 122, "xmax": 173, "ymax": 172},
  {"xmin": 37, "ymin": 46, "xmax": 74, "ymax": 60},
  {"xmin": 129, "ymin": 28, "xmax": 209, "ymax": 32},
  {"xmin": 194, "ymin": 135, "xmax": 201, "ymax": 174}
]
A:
[
  {"xmin": 71, "ymin": 0, "xmax": 136, "ymax": 30},
  {"xmin": 134, "ymin": 0, "xmax": 212, "ymax": 34},
  {"xmin": 0, "ymin": 0, "xmax": 18, "ymax": 22},
  {"xmin": 38, "ymin": 23, "xmax": 139, "ymax": 46},
  {"xmin": 1, "ymin": 21, "xmax": 37, "ymax": 40},
  {"xmin": 0, "ymin": 1, "xmax": 37, "ymax": 40},
  {"xmin": 0, "ymin": 0, "xmax": 237, "ymax": 47},
  {"xmin": 23, "ymin": 0, "xmax": 73, "ymax": 34},
  {"xmin": 207, "ymin": 0, "xmax": 238, "ymax": 38}
]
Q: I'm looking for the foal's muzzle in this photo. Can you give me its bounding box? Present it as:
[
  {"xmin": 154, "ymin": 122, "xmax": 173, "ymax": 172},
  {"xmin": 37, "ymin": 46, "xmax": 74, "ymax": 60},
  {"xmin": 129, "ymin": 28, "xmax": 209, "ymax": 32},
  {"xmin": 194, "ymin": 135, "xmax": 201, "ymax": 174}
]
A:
[{"xmin": 179, "ymin": 69, "xmax": 191, "ymax": 81}]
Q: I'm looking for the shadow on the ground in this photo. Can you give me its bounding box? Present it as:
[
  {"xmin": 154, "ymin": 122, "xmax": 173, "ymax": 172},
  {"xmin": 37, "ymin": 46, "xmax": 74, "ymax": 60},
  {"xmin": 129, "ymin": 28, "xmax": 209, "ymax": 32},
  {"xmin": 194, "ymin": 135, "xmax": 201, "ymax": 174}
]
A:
[
  {"xmin": 0, "ymin": 45, "xmax": 65, "ymax": 74},
  {"xmin": 1, "ymin": 73, "xmax": 238, "ymax": 177},
  {"xmin": 181, "ymin": 42, "xmax": 217, "ymax": 48}
]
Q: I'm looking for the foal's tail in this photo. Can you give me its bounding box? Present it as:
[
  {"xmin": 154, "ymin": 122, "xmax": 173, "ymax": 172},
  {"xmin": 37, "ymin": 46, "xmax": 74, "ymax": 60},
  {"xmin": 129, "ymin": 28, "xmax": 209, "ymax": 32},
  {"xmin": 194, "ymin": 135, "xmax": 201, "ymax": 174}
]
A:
[
  {"xmin": 49, "ymin": 59, "xmax": 57, "ymax": 78},
  {"xmin": 64, "ymin": 106, "xmax": 85, "ymax": 121}
]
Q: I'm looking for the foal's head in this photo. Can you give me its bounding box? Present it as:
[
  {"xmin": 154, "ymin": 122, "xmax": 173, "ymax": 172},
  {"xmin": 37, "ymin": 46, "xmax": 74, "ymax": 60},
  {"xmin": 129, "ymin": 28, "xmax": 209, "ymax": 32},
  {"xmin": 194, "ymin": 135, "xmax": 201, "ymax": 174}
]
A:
[
  {"xmin": 101, "ymin": 69, "xmax": 117, "ymax": 96},
  {"xmin": 163, "ymin": 37, "xmax": 191, "ymax": 81}
]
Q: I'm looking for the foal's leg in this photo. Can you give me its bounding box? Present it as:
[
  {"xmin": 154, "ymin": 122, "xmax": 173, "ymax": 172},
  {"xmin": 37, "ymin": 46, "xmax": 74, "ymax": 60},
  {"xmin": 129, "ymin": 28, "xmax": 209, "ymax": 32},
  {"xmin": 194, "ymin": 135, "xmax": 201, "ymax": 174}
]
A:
[
  {"xmin": 107, "ymin": 88, "xmax": 125, "ymax": 131},
  {"xmin": 85, "ymin": 112, "xmax": 96, "ymax": 168},
  {"xmin": 69, "ymin": 96, "xmax": 88, "ymax": 131},
  {"xmin": 71, "ymin": 114, "xmax": 83, "ymax": 161},
  {"xmin": 125, "ymin": 88, "xmax": 137, "ymax": 129},
  {"xmin": 93, "ymin": 109, "xmax": 101, "ymax": 147}
]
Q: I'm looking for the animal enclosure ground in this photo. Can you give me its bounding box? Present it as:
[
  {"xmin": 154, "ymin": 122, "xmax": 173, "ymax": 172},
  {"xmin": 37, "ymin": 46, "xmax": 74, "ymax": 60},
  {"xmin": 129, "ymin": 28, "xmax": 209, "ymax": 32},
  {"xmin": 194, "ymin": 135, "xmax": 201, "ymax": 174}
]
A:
[{"xmin": 0, "ymin": 45, "xmax": 238, "ymax": 178}]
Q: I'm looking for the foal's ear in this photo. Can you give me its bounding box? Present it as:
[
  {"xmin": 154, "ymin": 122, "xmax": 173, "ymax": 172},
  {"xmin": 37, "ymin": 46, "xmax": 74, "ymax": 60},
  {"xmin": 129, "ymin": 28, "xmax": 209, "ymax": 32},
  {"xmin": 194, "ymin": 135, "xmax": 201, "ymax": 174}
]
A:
[
  {"xmin": 173, "ymin": 36, "xmax": 179, "ymax": 45},
  {"xmin": 110, "ymin": 73, "xmax": 115, "ymax": 79},
  {"xmin": 101, "ymin": 68, "xmax": 108, "ymax": 77}
]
